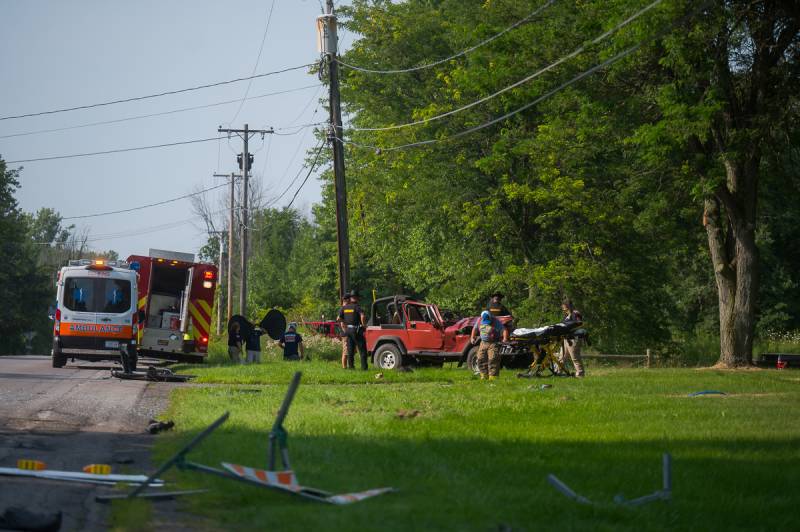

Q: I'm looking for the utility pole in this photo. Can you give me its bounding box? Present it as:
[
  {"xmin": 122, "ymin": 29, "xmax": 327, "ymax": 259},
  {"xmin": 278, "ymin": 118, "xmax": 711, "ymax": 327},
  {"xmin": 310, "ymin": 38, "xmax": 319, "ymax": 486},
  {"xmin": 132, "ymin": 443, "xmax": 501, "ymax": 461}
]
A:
[
  {"xmin": 214, "ymin": 172, "xmax": 241, "ymax": 322},
  {"xmin": 217, "ymin": 125, "xmax": 273, "ymax": 318},
  {"xmin": 319, "ymin": 1, "xmax": 350, "ymax": 299}
]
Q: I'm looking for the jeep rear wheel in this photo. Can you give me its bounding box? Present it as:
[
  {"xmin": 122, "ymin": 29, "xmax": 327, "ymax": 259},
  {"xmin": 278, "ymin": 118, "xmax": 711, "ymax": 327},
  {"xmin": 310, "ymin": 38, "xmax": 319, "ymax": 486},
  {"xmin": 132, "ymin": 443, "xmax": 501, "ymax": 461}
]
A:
[{"xmin": 374, "ymin": 344, "xmax": 402, "ymax": 370}]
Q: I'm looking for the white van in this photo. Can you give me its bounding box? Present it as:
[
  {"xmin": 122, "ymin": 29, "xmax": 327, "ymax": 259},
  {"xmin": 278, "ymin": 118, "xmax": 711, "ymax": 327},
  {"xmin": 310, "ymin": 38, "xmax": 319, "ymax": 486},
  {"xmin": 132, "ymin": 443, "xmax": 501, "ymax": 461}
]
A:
[{"xmin": 52, "ymin": 259, "xmax": 138, "ymax": 368}]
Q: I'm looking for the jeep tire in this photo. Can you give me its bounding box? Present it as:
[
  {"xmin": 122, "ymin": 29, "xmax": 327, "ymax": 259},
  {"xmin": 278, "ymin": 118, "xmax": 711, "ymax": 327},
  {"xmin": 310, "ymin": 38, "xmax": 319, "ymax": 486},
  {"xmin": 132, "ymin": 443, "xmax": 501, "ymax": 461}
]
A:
[{"xmin": 374, "ymin": 343, "xmax": 403, "ymax": 370}]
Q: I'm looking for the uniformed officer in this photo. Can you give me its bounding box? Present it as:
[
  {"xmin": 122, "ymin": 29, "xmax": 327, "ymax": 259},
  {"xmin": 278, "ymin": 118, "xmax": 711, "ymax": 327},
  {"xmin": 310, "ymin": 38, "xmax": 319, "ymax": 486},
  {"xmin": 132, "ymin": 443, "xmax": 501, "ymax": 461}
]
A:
[
  {"xmin": 487, "ymin": 291, "xmax": 512, "ymax": 318},
  {"xmin": 337, "ymin": 290, "xmax": 369, "ymax": 370}
]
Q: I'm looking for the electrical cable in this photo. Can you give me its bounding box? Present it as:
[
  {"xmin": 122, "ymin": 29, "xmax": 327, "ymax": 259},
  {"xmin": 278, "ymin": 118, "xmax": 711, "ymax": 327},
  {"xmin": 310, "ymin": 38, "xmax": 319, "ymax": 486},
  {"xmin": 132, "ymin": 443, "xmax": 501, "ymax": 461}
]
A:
[
  {"xmin": 335, "ymin": 0, "xmax": 555, "ymax": 74},
  {"xmin": 347, "ymin": 0, "xmax": 663, "ymax": 132},
  {"xmin": 6, "ymin": 137, "xmax": 220, "ymax": 164},
  {"xmin": 269, "ymin": 106, "xmax": 321, "ymax": 192},
  {"xmin": 228, "ymin": 0, "xmax": 278, "ymax": 124},
  {"xmin": 0, "ymin": 63, "xmax": 314, "ymax": 122},
  {"xmin": 61, "ymin": 182, "xmax": 231, "ymax": 220},
  {"xmin": 0, "ymin": 84, "xmax": 321, "ymax": 140},
  {"xmin": 266, "ymin": 140, "xmax": 325, "ymax": 208},
  {"xmin": 285, "ymin": 146, "xmax": 325, "ymax": 209},
  {"xmin": 341, "ymin": 39, "xmax": 649, "ymax": 153}
]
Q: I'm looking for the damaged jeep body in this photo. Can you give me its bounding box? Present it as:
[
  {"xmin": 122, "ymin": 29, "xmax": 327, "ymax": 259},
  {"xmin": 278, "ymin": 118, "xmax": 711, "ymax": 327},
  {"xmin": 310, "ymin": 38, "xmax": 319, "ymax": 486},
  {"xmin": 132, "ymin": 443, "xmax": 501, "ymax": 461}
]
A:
[{"xmin": 365, "ymin": 295, "xmax": 529, "ymax": 370}]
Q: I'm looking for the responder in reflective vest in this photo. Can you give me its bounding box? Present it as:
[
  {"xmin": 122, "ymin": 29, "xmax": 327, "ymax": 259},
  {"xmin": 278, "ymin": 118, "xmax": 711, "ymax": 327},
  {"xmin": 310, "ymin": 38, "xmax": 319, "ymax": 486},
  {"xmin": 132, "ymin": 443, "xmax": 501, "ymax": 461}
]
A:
[{"xmin": 470, "ymin": 310, "xmax": 509, "ymax": 380}]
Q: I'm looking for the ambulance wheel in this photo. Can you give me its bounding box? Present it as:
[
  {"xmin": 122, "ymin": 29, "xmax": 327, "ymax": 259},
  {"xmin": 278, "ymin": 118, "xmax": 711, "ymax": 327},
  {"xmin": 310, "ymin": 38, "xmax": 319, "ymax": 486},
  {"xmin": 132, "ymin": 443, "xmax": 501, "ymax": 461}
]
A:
[
  {"xmin": 374, "ymin": 344, "xmax": 402, "ymax": 370},
  {"xmin": 52, "ymin": 349, "xmax": 66, "ymax": 368},
  {"xmin": 465, "ymin": 345, "xmax": 480, "ymax": 373}
]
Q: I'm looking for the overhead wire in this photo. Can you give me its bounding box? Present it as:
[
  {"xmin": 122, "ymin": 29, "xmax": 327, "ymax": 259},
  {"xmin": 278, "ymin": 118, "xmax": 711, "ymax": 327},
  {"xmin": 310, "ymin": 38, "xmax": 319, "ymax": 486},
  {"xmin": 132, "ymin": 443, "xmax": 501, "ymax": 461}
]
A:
[
  {"xmin": 0, "ymin": 84, "xmax": 321, "ymax": 140},
  {"xmin": 0, "ymin": 62, "xmax": 314, "ymax": 122},
  {"xmin": 347, "ymin": 0, "xmax": 663, "ymax": 132},
  {"xmin": 340, "ymin": 20, "xmax": 671, "ymax": 153},
  {"xmin": 228, "ymin": 0, "xmax": 278, "ymax": 124},
  {"xmin": 335, "ymin": 0, "xmax": 556, "ymax": 74},
  {"xmin": 6, "ymin": 137, "xmax": 220, "ymax": 164},
  {"xmin": 61, "ymin": 182, "xmax": 232, "ymax": 220},
  {"xmin": 285, "ymin": 144, "xmax": 326, "ymax": 209},
  {"xmin": 266, "ymin": 139, "xmax": 325, "ymax": 209}
]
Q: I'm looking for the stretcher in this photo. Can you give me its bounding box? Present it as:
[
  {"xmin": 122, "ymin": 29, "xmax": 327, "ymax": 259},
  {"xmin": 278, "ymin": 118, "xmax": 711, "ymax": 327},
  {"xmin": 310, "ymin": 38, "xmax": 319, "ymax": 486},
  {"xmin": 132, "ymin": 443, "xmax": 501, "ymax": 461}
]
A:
[{"xmin": 502, "ymin": 320, "xmax": 589, "ymax": 378}]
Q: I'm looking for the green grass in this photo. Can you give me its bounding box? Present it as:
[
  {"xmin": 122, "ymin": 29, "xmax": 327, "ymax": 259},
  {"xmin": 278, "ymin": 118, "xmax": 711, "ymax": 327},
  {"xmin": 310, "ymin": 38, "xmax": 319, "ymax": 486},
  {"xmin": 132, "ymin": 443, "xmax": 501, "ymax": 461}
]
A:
[
  {"xmin": 153, "ymin": 363, "xmax": 800, "ymax": 531},
  {"xmin": 109, "ymin": 498, "xmax": 152, "ymax": 532}
]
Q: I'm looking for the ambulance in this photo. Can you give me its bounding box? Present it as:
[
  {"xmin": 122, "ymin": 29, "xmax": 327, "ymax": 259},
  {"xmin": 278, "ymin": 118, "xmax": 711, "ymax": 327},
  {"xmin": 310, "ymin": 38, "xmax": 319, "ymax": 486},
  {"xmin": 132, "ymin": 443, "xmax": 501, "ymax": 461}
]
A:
[
  {"xmin": 52, "ymin": 259, "xmax": 139, "ymax": 368},
  {"xmin": 127, "ymin": 249, "xmax": 218, "ymax": 363}
]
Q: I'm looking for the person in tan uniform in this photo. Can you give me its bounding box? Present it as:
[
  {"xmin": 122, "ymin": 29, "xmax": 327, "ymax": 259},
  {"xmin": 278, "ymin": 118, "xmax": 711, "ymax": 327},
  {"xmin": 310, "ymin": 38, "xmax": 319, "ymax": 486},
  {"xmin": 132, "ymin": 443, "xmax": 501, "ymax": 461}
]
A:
[{"xmin": 559, "ymin": 300, "xmax": 585, "ymax": 377}]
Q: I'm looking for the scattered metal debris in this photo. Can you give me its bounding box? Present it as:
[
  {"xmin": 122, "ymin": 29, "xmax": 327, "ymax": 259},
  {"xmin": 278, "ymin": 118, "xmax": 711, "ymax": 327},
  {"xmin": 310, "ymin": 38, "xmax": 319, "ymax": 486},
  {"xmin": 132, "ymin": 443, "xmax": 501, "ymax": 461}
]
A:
[
  {"xmin": 548, "ymin": 453, "xmax": 672, "ymax": 507},
  {"xmin": 96, "ymin": 489, "xmax": 208, "ymax": 503},
  {"xmin": 147, "ymin": 420, "xmax": 175, "ymax": 434},
  {"xmin": 0, "ymin": 466, "xmax": 164, "ymax": 487},
  {"xmin": 111, "ymin": 366, "xmax": 195, "ymax": 382},
  {"xmin": 688, "ymin": 390, "xmax": 727, "ymax": 397},
  {"xmin": 128, "ymin": 372, "xmax": 395, "ymax": 505}
]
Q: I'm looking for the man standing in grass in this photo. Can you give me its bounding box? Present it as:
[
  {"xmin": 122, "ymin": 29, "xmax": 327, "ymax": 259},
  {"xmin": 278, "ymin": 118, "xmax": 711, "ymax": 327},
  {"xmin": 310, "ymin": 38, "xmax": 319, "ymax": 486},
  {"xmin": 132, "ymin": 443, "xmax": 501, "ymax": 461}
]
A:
[
  {"xmin": 228, "ymin": 321, "xmax": 243, "ymax": 364},
  {"xmin": 470, "ymin": 310, "xmax": 509, "ymax": 380},
  {"xmin": 279, "ymin": 323, "xmax": 305, "ymax": 361},
  {"xmin": 559, "ymin": 300, "xmax": 585, "ymax": 378},
  {"xmin": 337, "ymin": 290, "xmax": 369, "ymax": 370},
  {"xmin": 245, "ymin": 326, "xmax": 266, "ymax": 364}
]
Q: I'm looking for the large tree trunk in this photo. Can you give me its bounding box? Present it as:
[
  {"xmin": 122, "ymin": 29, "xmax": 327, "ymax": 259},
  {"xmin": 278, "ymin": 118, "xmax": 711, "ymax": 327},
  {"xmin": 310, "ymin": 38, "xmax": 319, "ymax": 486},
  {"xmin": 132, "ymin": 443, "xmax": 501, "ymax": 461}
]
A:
[{"xmin": 703, "ymin": 159, "xmax": 759, "ymax": 367}]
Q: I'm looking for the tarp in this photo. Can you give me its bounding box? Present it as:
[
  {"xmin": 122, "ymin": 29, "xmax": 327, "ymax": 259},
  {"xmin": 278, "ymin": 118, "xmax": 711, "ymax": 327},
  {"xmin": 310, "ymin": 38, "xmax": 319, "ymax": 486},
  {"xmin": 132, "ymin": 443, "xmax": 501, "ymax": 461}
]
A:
[{"xmin": 260, "ymin": 309, "xmax": 287, "ymax": 341}]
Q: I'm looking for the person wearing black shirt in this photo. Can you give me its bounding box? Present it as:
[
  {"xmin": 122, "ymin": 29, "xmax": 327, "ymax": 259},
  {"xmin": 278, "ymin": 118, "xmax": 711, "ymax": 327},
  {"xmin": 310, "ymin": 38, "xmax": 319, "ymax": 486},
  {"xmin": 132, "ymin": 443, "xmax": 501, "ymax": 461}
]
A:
[
  {"xmin": 245, "ymin": 327, "xmax": 266, "ymax": 364},
  {"xmin": 227, "ymin": 322, "xmax": 243, "ymax": 364},
  {"xmin": 279, "ymin": 323, "xmax": 305, "ymax": 361},
  {"xmin": 337, "ymin": 290, "xmax": 368, "ymax": 370}
]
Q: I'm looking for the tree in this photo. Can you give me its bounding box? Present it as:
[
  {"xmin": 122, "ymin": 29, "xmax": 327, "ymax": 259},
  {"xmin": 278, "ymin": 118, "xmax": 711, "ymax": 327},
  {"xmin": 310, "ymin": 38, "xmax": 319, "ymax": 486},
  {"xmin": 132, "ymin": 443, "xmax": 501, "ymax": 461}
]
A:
[
  {"xmin": 0, "ymin": 159, "xmax": 52, "ymax": 354},
  {"xmin": 632, "ymin": 0, "xmax": 799, "ymax": 365}
]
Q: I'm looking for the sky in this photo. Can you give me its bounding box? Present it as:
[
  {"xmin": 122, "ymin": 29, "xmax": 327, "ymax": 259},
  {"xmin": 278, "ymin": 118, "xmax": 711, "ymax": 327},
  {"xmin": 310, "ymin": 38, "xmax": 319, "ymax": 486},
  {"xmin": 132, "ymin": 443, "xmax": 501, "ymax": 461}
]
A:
[{"xmin": 0, "ymin": 0, "xmax": 353, "ymax": 259}]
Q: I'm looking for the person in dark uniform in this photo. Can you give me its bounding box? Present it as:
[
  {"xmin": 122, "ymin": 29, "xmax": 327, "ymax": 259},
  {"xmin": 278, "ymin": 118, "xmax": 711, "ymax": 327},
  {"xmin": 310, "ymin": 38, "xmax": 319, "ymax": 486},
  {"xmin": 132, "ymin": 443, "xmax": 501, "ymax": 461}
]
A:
[
  {"xmin": 487, "ymin": 291, "xmax": 512, "ymax": 318},
  {"xmin": 337, "ymin": 290, "xmax": 368, "ymax": 370},
  {"xmin": 278, "ymin": 323, "xmax": 305, "ymax": 361}
]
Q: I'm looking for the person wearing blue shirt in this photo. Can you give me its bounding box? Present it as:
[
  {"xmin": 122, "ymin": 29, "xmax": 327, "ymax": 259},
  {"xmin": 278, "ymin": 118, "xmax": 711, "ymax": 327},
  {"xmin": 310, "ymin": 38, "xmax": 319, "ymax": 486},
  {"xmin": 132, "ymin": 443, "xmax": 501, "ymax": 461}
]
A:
[
  {"xmin": 279, "ymin": 324, "xmax": 305, "ymax": 361},
  {"xmin": 470, "ymin": 310, "xmax": 509, "ymax": 380}
]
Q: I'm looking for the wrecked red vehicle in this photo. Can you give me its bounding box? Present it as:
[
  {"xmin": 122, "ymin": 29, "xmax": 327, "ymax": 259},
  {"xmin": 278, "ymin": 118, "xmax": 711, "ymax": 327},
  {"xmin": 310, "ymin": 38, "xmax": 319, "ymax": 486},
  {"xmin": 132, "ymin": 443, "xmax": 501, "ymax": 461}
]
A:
[{"xmin": 365, "ymin": 295, "xmax": 529, "ymax": 370}]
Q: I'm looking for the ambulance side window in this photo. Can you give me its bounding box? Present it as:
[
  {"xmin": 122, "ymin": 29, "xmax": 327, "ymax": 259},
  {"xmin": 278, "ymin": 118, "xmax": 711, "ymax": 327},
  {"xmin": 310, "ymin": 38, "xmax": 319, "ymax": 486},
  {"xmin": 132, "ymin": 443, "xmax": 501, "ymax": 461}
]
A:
[{"xmin": 64, "ymin": 278, "xmax": 93, "ymax": 312}]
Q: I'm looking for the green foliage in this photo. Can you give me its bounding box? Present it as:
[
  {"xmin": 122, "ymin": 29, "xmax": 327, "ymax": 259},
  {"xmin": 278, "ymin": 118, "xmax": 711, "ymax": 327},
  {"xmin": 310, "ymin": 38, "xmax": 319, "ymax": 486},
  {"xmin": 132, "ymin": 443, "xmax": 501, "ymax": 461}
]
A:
[{"xmin": 0, "ymin": 160, "xmax": 53, "ymax": 354}]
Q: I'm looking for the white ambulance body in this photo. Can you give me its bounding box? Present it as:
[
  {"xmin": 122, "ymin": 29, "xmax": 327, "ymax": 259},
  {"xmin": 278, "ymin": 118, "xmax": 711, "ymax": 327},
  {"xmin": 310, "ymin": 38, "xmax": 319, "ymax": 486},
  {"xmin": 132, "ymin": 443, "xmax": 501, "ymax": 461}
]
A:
[{"xmin": 51, "ymin": 259, "xmax": 138, "ymax": 368}]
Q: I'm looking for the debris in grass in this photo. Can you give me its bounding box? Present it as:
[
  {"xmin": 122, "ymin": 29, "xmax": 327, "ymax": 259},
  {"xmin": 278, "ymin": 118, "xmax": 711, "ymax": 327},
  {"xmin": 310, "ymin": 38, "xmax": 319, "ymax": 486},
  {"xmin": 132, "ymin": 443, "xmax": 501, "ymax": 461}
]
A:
[
  {"xmin": 688, "ymin": 390, "xmax": 727, "ymax": 397},
  {"xmin": 395, "ymin": 409, "xmax": 421, "ymax": 419},
  {"xmin": 375, "ymin": 372, "xmax": 384, "ymax": 380},
  {"xmin": 147, "ymin": 420, "xmax": 175, "ymax": 434}
]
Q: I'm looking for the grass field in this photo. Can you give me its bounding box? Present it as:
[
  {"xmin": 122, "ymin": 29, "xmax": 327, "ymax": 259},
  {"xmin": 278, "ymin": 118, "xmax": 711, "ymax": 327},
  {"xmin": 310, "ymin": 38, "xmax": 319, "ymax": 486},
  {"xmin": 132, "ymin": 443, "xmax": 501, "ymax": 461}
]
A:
[{"xmin": 149, "ymin": 360, "xmax": 799, "ymax": 531}]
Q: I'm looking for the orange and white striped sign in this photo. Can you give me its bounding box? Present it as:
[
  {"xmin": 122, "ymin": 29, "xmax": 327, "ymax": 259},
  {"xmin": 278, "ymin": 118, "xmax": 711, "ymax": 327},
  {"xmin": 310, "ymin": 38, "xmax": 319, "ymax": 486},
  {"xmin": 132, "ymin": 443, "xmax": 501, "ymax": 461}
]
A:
[{"xmin": 221, "ymin": 462, "xmax": 393, "ymax": 505}]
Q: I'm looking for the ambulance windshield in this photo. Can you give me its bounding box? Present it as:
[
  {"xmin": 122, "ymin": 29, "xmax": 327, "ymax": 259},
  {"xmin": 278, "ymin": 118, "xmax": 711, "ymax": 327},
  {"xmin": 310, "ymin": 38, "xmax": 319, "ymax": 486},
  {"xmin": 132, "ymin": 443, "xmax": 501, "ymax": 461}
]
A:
[{"xmin": 63, "ymin": 277, "xmax": 132, "ymax": 313}]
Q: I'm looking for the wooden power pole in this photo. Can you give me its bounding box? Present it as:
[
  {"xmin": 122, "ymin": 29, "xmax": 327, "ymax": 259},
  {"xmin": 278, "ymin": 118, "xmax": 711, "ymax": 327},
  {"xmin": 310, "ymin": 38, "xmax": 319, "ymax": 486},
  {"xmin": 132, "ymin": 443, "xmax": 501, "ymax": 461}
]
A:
[{"xmin": 217, "ymin": 125, "xmax": 272, "ymax": 318}]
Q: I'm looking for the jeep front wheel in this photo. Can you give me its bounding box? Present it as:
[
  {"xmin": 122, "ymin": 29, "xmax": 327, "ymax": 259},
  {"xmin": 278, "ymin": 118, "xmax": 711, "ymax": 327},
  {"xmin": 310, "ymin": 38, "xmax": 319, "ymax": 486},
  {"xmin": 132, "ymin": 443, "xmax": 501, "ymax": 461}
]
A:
[
  {"xmin": 465, "ymin": 345, "xmax": 480, "ymax": 373},
  {"xmin": 374, "ymin": 344, "xmax": 403, "ymax": 370}
]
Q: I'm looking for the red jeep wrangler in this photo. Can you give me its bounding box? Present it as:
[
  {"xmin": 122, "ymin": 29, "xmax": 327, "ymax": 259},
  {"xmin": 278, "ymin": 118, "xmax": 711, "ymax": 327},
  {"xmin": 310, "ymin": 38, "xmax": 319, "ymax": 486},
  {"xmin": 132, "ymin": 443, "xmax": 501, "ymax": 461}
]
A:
[{"xmin": 365, "ymin": 295, "xmax": 530, "ymax": 371}]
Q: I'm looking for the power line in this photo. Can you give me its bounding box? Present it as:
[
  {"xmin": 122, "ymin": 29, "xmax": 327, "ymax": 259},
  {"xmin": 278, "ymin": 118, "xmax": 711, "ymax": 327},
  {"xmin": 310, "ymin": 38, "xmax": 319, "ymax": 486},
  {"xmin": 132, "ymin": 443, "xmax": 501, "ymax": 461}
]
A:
[
  {"xmin": 341, "ymin": 39, "xmax": 648, "ymax": 153},
  {"xmin": 267, "ymin": 140, "xmax": 325, "ymax": 208},
  {"xmin": 335, "ymin": 0, "xmax": 556, "ymax": 75},
  {"xmin": 228, "ymin": 0, "xmax": 278, "ymax": 124},
  {"xmin": 347, "ymin": 0, "xmax": 663, "ymax": 132},
  {"xmin": 286, "ymin": 146, "xmax": 325, "ymax": 209},
  {"xmin": 0, "ymin": 84, "xmax": 321, "ymax": 140},
  {"xmin": 61, "ymin": 182, "xmax": 232, "ymax": 220},
  {"xmin": 6, "ymin": 137, "xmax": 220, "ymax": 164},
  {"xmin": 0, "ymin": 63, "xmax": 314, "ymax": 122}
]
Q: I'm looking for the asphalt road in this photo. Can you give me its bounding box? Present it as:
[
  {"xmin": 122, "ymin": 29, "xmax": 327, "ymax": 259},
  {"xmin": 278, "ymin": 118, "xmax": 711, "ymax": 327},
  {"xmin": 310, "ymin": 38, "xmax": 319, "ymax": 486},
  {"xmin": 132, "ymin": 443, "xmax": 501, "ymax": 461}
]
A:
[{"xmin": 0, "ymin": 355, "xmax": 177, "ymax": 531}]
